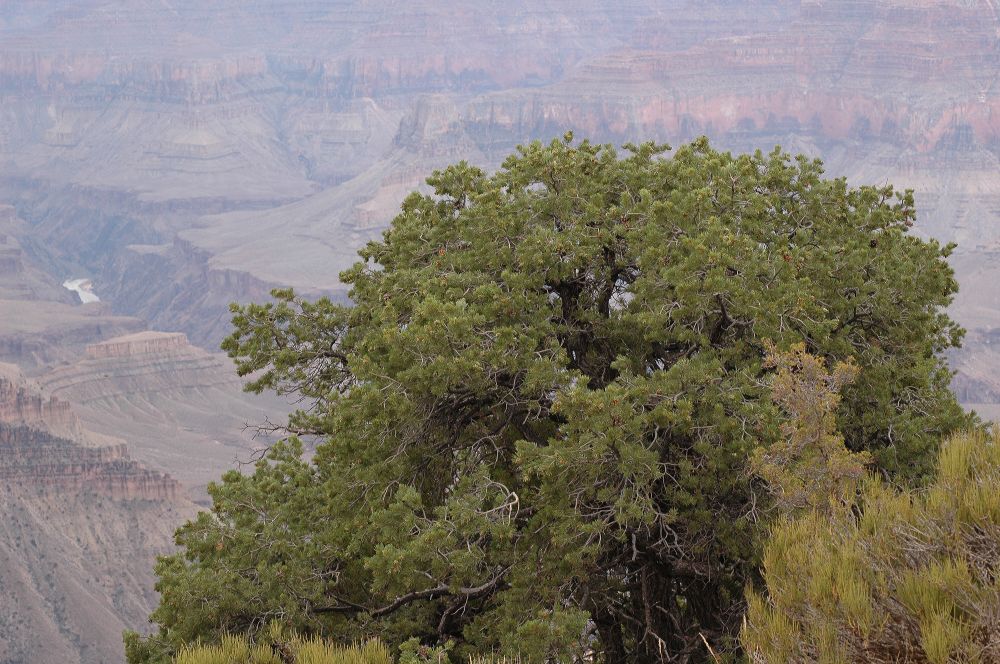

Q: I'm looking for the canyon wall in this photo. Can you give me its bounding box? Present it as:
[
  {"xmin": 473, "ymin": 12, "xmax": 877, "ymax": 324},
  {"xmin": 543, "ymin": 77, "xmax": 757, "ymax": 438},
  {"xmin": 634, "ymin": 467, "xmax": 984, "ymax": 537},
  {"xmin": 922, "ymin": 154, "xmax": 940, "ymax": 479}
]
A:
[
  {"xmin": 39, "ymin": 331, "xmax": 289, "ymax": 501},
  {"xmin": 0, "ymin": 206, "xmax": 147, "ymax": 368},
  {"xmin": 0, "ymin": 205, "xmax": 284, "ymax": 662},
  {"xmin": 2, "ymin": 1, "xmax": 1000, "ymax": 363},
  {"xmin": 0, "ymin": 424, "xmax": 178, "ymax": 501},
  {"xmin": 0, "ymin": 206, "xmax": 289, "ymax": 500},
  {"xmin": 0, "ymin": 366, "xmax": 191, "ymax": 664},
  {"xmin": 0, "ymin": 365, "xmax": 179, "ymax": 501},
  {"xmin": 0, "ymin": 2, "xmax": 778, "ymax": 349},
  {"xmin": 0, "ymin": 489, "xmax": 189, "ymax": 664}
]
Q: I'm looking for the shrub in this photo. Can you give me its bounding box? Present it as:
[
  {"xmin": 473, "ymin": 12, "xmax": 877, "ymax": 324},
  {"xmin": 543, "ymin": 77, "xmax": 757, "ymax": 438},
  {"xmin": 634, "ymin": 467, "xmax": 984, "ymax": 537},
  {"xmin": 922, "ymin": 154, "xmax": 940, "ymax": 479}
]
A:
[
  {"xmin": 743, "ymin": 428, "xmax": 1000, "ymax": 663},
  {"xmin": 173, "ymin": 635, "xmax": 391, "ymax": 664}
]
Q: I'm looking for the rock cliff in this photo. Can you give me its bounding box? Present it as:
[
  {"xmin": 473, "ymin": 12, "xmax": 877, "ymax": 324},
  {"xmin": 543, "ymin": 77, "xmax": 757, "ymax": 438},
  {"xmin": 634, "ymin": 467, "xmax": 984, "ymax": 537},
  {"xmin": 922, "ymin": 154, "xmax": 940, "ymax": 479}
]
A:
[
  {"xmin": 0, "ymin": 424, "xmax": 178, "ymax": 501},
  {"xmin": 0, "ymin": 366, "xmax": 191, "ymax": 664},
  {"xmin": 0, "ymin": 205, "xmax": 283, "ymax": 662},
  {"xmin": 38, "ymin": 331, "xmax": 290, "ymax": 502},
  {"xmin": 0, "ymin": 364, "xmax": 179, "ymax": 502},
  {"xmin": 83, "ymin": 330, "xmax": 188, "ymax": 360}
]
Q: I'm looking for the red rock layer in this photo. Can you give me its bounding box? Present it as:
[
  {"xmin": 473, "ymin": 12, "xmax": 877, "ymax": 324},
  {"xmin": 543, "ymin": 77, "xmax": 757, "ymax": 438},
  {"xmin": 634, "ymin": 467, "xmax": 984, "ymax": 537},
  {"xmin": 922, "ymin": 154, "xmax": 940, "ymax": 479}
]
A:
[
  {"xmin": 0, "ymin": 424, "xmax": 179, "ymax": 501},
  {"xmin": 0, "ymin": 373, "xmax": 75, "ymax": 431},
  {"xmin": 0, "ymin": 373, "xmax": 181, "ymax": 501}
]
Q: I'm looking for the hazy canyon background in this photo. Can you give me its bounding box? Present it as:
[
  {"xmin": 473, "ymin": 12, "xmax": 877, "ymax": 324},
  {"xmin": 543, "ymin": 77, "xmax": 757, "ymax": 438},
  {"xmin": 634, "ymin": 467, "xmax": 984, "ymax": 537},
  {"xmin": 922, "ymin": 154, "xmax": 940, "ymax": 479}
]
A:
[{"xmin": 2, "ymin": 1, "xmax": 1000, "ymax": 662}]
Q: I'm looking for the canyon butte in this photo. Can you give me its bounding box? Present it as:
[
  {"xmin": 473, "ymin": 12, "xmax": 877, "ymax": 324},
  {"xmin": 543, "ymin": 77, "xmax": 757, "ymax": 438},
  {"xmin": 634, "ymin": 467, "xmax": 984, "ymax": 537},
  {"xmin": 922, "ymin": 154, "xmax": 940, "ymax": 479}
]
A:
[{"xmin": 3, "ymin": 1, "xmax": 1000, "ymax": 662}]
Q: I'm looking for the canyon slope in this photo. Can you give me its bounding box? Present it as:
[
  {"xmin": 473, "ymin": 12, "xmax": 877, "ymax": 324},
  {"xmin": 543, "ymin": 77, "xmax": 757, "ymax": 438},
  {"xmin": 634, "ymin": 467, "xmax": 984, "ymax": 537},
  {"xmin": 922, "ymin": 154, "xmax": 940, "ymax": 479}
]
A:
[
  {"xmin": 0, "ymin": 363, "xmax": 192, "ymax": 664},
  {"xmin": 38, "ymin": 331, "xmax": 289, "ymax": 501},
  {"xmin": 0, "ymin": 205, "xmax": 288, "ymax": 662},
  {"xmin": 0, "ymin": 205, "xmax": 288, "ymax": 498},
  {"xmin": 0, "ymin": 204, "xmax": 146, "ymax": 368}
]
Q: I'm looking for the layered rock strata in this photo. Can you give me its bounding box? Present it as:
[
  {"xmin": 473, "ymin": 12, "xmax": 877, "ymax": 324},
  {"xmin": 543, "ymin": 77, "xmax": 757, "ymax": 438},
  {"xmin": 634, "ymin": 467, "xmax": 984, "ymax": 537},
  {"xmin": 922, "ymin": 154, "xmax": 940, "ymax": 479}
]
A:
[
  {"xmin": 38, "ymin": 331, "xmax": 289, "ymax": 501},
  {"xmin": 0, "ymin": 367, "xmax": 179, "ymax": 501},
  {"xmin": 84, "ymin": 330, "xmax": 188, "ymax": 360},
  {"xmin": 0, "ymin": 366, "xmax": 191, "ymax": 664},
  {"xmin": 0, "ymin": 424, "xmax": 178, "ymax": 500},
  {"xmin": 2, "ymin": 1, "xmax": 999, "ymax": 371}
]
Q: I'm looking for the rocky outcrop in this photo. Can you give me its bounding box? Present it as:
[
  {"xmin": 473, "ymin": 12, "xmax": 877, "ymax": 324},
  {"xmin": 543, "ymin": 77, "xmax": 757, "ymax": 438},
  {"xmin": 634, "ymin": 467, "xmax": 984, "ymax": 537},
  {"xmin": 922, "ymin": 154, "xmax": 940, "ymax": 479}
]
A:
[
  {"xmin": 85, "ymin": 331, "xmax": 188, "ymax": 359},
  {"xmin": 0, "ymin": 203, "xmax": 275, "ymax": 663},
  {"xmin": 38, "ymin": 331, "xmax": 289, "ymax": 502},
  {"xmin": 0, "ymin": 1, "xmax": 660, "ymax": 99},
  {"xmin": 0, "ymin": 207, "xmax": 72, "ymax": 302},
  {"xmin": 0, "ymin": 203, "xmax": 287, "ymax": 500},
  {"xmin": 0, "ymin": 364, "xmax": 77, "ymax": 435},
  {"xmin": 0, "ymin": 363, "xmax": 190, "ymax": 663},
  {"xmin": 0, "ymin": 424, "xmax": 179, "ymax": 501},
  {"xmin": 0, "ymin": 298, "xmax": 147, "ymax": 369},
  {"xmin": 0, "ymin": 218, "xmax": 20, "ymax": 292},
  {"xmin": 0, "ymin": 318, "xmax": 145, "ymax": 369},
  {"xmin": 41, "ymin": 330, "xmax": 242, "ymax": 404},
  {"xmin": 0, "ymin": 368, "xmax": 179, "ymax": 501}
]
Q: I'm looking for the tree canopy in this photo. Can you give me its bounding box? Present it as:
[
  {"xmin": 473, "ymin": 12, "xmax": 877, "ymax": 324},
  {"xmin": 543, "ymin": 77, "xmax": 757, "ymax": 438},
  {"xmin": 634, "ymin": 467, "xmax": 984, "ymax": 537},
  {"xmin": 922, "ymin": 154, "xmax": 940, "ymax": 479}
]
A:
[{"xmin": 136, "ymin": 135, "xmax": 970, "ymax": 663}]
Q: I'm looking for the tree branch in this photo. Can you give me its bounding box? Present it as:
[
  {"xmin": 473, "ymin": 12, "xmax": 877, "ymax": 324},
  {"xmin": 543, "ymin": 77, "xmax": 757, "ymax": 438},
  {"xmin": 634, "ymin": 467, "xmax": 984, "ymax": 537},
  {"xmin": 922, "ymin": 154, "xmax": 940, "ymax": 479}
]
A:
[{"xmin": 312, "ymin": 566, "xmax": 511, "ymax": 618}]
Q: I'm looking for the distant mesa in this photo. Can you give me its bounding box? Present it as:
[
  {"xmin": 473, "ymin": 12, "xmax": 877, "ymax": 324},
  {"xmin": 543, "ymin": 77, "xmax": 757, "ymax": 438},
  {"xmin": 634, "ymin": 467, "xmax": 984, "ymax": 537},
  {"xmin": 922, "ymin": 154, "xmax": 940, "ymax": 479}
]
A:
[{"xmin": 85, "ymin": 330, "xmax": 188, "ymax": 359}]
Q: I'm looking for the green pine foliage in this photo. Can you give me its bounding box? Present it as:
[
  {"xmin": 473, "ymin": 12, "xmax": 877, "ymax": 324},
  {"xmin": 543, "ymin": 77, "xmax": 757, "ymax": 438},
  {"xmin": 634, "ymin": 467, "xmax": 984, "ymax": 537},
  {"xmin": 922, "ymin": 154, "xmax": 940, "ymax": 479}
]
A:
[
  {"xmin": 136, "ymin": 135, "xmax": 970, "ymax": 663},
  {"xmin": 743, "ymin": 428, "xmax": 1000, "ymax": 663}
]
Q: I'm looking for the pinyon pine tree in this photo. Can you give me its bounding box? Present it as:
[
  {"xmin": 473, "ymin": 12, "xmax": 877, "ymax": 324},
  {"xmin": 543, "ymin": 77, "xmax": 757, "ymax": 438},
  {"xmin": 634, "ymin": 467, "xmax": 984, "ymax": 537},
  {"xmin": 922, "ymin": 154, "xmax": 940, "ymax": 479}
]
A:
[{"xmin": 134, "ymin": 136, "xmax": 970, "ymax": 662}]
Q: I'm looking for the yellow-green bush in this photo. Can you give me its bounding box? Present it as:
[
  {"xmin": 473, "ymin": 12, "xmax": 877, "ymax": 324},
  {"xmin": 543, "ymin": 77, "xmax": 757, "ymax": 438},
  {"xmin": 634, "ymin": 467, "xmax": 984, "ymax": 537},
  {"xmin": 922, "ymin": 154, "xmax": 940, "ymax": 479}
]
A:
[
  {"xmin": 467, "ymin": 656, "xmax": 523, "ymax": 664},
  {"xmin": 175, "ymin": 635, "xmax": 279, "ymax": 664},
  {"xmin": 173, "ymin": 635, "xmax": 391, "ymax": 664},
  {"xmin": 743, "ymin": 428, "xmax": 1000, "ymax": 663}
]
